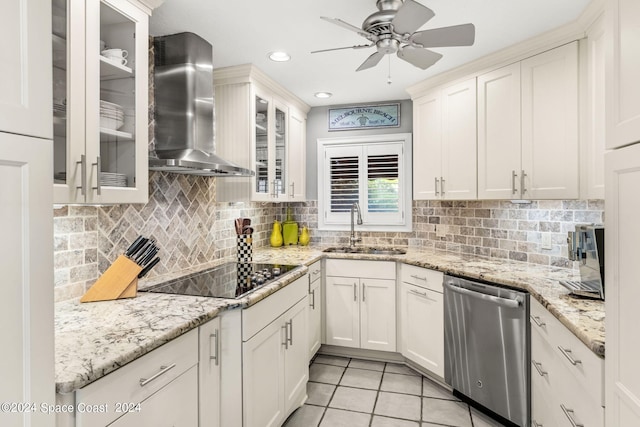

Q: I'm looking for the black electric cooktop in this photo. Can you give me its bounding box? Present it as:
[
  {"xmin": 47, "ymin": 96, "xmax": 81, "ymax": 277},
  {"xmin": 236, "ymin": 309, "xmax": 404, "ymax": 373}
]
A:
[{"xmin": 141, "ymin": 262, "xmax": 300, "ymax": 299}]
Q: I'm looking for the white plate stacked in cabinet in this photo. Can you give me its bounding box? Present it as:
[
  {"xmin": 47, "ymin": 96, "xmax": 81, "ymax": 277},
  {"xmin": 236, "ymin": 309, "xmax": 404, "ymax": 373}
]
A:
[
  {"xmin": 398, "ymin": 264, "xmax": 444, "ymax": 378},
  {"xmin": 530, "ymin": 298, "xmax": 604, "ymax": 427}
]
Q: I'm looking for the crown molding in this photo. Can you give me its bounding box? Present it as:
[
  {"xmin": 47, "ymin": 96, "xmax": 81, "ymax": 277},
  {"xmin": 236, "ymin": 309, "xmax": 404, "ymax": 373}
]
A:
[
  {"xmin": 406, "ymin": 0, "xmax": 605, "ymax": 98},
  {"xmin": 214, "ymin": 64, "xmax": 310, "ymax": 114}
]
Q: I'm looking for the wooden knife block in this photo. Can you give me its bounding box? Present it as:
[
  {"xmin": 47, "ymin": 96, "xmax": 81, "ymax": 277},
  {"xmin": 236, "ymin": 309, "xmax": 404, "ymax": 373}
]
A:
[{"xmin": 80, "ymin": 255, "xmax": 142, "ymax": 303}]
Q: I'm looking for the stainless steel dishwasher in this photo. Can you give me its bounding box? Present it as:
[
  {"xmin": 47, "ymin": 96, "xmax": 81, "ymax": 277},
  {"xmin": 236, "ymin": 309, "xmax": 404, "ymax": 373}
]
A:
[{"xmin": 443, "ymin": 275, "xmax": 530, "ymax": 427}]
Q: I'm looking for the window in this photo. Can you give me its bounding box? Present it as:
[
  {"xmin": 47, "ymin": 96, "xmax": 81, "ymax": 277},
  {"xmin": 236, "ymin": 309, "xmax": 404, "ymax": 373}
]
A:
[{"xmin": 318, "ymin": 133, "xmax": 412, "ymax": 231}]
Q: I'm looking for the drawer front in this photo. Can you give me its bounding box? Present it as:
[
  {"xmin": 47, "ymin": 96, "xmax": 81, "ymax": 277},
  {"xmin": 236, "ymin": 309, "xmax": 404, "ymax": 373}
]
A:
[
  {"xmin": 400, "ymin": 264, "xmax": 443, "ymax": 293},
  {"xmin": 308, "ymin": 261, "xmax": 322, "ymax": 284},
  {"xmin": 76, "ymin": 328, "xmax": 198, "ymax": 427},
  {"xmin": 531, "ymin": 327, "xmax": 604, "ymax": 427},
  {"xmin": 243, "ymin": 275, "xmax": 307, "ymax": 341},
  {"xmin": 530, "ymin": 299, "xmax": 604, "ymax": 405},
  {"xmin": 325, "ymin": 259, "xmax": 395, "ymax": 279}
]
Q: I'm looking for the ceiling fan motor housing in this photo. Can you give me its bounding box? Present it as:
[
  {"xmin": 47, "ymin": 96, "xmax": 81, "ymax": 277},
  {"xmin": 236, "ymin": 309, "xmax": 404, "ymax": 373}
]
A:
[{"xmin": 376, "ymin": 0, "xmax": 403, "ymax": 11}]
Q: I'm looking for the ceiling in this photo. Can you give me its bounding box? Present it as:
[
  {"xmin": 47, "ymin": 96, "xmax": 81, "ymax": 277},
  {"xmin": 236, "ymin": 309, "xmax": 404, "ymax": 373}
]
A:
[{"xmin": 149, "ymin": 0, "xmax": 591, "ymax": 108}]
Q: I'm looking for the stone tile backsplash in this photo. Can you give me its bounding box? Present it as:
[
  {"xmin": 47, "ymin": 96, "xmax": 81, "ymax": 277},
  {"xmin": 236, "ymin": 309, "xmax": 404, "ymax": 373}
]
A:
[
  {"xmin": 54, "ymin": 196, "xmax": 603, "ymax": 301},
  {"xmin": 53, "ymin": 173, "xmax": 280, "ymax": 302},
  {"xmin": 287, "ymin": 199, "xmax": 604, "ymax": 268}
]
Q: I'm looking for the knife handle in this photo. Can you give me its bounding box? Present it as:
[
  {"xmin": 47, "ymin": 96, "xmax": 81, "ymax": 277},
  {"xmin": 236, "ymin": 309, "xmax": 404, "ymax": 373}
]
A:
[
  {"xmin": 138, "ymin": 257, "xmax": 160, "ymax": 278},
  {"xmin": 125, "ymin": 236, "xmax": 145, "ymax": 257}
]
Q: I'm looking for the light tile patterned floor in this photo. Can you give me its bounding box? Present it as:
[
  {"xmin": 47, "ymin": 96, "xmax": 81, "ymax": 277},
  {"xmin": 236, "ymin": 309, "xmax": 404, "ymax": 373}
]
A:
[{"xmin": 283, "ymin": 355, "xmax": 507, "ymax": 427}]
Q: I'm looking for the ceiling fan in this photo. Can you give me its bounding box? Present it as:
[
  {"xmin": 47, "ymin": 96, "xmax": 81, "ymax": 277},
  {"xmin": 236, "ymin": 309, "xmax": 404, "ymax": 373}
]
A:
[{"xmin": 312, "ymin": 0, "xmax": 475, "ymax": 72}]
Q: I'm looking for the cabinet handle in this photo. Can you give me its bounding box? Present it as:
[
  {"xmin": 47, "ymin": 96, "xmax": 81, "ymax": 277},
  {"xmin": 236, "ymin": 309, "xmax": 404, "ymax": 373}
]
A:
[
  {"xmin": 409, "ymin": 288, "xmax": 437, "ymax": 301},
  {"xmin": 557, "ymin": 346, "xmax": 581, "ymax": 366},
  {"xmin": 282, "ymin": 324, "xmax": 288, "ymax": 349},
  {"xmin": 362, "ymin": 283, "xmax": 366, "ymax": 302},
  {"xmin": 289, "ymin": 182, "xmax": 295, "ymax": 198},
  {"xmin": 560, "ymin": 404, "xmax": 584, "ymax": 427},
  {"xmin": 512, "ymin": 170, "xmax": 518, "ymax": 195},
  {"xmin": 76, "ymin": 155, "xmax": 86, "ymax": 196},
  {"xmin": 312, "ymin": 270, "xmax": 321, "ymax": 276},
  {"xmin": 532, "ymin": 360, "xmax": 547, "ymax": 377},
  {"xmin": 521, "ymin": 170, "xmax": 527, "ymax": 195},
  {"xmin": 287, "ymin": 319, "xmax": 293, "ymax": 346},
  {"xmin": 434, "ymin": 177, "xmax": 439, "ymax": 196},
  {"xmin": 92, "ymin": 156, "xmax": 102, "ymax": 196},
  {"xmin": 410, "ymin": 274, "xmax": 427, "ymax": 282},
  {"xmin": 353, "ymin": 283, "xmax": 357, "ymax": 301},
  {"xmin": 440, "ymin": 177, "xmax": 445, "ymax": 195},
  {"xmin": 210, "ymin": 330, "xmax": 219, "ymax": 366},
  {"xmin": 310, "ymin": 289, "xmax": 315, "ymax": 309},
  {"xmin": 139, "ymin": 363, "xmax": 176, "ymax": 387},
  {"xmin": 530, "ymin": 315, "xmax": 546, "ymax": 328},
  {"xmin": 532, "ymin": 421, "xmax": 543, "ymax": 427},
  {"xmin": 272, "ymin": 180, "xmax": 279, "ymax": 198}
]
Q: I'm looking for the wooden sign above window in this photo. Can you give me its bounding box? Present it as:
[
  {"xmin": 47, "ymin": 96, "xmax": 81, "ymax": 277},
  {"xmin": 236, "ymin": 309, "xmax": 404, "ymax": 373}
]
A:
[{"xmin": 328, "ymin": 103, "xmax": 400, "ymax": 131}]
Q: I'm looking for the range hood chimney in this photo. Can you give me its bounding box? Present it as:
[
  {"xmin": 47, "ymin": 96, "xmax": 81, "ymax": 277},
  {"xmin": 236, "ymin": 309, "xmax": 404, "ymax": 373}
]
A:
[{"xmin": 149, "ymin": 32, "xmax": 254, "ymax": 177}]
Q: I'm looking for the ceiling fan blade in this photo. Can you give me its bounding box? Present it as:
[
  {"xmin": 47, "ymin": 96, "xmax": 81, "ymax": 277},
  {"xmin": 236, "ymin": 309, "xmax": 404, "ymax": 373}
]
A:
[
  {"xmin": 411, "ymin": 23, "xmax": 476, "ymax": 48},
  {"xmin": 311, "ymin": 44, "xmax": 373, "ymax": 54},
  {"xmin": 397, "ymin": 47, "xmax": 443, "ymax": 70},
  {"xmin": 320, "ymin": 16, "xmax": 372, "ymax": 39},
  {"xmin": 391, "ymin": 0, "xmax": 435, "ymax": 35},
  {"xmin": 356, "ymin": 51, "xmax": 386, "ymax": 71}
]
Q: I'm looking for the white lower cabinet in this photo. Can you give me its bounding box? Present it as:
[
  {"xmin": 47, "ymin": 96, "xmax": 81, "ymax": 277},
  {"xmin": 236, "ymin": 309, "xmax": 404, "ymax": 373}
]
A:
[
  {"xmin": 74, "ymin": 329, "xmax": 199, "ymax": 427},
  {"xmin": 242, "ymin": 276, "xmax": 309, "ymax": 427},
  {"xmin": 109, "ymin": 366, "xmax": 198, "ymax": 427},
  {"xmin": 199, "ymin": 317, "xmax": 221, "ymax": 427},
  {"xmin": 325, "ymin": 260, "xmax": 396, "ymax": 352},
  {"xmin": 308, "ymin": 261, "xmax": 322, "ymax": 359},
  {"xmin": 399, "ymin": 265, "xmax": 444, "ymax": 378},
  {"xmin": 530, "ymin": 298, "xmax": 604, "ymax": 427}
]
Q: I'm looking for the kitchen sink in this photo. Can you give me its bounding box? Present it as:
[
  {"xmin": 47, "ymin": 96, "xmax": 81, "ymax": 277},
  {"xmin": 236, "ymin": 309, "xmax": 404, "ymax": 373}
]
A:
[{"xmin": 323, "ymin": 246, "xmax": 407, "ymax": 255}]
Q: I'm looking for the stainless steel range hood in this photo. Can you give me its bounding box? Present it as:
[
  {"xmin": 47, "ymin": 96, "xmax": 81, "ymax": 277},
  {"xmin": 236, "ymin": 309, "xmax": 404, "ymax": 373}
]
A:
[{"xmin": 149, "ymin": 32, "xmax": 254, "ymax": 177}]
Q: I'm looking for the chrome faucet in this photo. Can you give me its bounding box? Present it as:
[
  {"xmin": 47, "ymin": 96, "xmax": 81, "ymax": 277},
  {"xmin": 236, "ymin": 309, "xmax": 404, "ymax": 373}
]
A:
[{"xmin": 350, "ymin": 202, "xmax": 363, "ymax": 247}]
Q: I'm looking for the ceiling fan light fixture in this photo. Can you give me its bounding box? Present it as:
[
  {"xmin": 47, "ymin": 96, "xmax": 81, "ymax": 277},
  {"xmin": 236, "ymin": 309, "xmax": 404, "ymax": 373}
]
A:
[
  {"xmin": 314, "ymin": 91, "xmax": 333, "ymax": 99},
  {"xmin": 268, "ymin": 51, "xmax": 291, "ymax": 62}
]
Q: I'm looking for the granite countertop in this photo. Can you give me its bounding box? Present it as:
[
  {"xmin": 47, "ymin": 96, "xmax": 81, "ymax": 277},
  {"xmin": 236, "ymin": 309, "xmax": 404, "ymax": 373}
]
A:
[{"xmin": 55, "ymin": 245, "xmax": 605, "ymax": 394}]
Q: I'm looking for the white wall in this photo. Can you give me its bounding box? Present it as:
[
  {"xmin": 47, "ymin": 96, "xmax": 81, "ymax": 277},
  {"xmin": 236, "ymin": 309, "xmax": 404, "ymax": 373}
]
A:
[{"xmin": 305, "ymin": 99, "xmax": 413, "ymax": 199}]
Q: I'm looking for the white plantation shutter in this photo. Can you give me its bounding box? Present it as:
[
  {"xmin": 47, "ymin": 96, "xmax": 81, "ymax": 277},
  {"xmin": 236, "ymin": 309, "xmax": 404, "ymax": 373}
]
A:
[
  {"xmin": 330, "ymin": 155, "xmax": 359, "ymax": 213},
  {"xmin": 321, "ymin": 138, "xmax": 409, "ymax": 229}
]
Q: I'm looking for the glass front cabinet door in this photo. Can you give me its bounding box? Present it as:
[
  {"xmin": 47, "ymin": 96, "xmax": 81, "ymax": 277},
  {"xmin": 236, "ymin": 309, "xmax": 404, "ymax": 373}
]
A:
[
  {"xmin": 52, "ymin": 0, "xmax": 150, "ymax": 204},
  {"xmin": 252, "ymin": 91, "xmax": 288, "ymax": 201}
]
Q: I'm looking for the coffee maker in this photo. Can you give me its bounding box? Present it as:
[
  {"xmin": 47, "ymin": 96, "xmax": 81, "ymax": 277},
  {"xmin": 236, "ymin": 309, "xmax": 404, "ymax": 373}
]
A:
[{"xmin": 561, "ymin": 224, "xmax": 605, "ymax": 300}]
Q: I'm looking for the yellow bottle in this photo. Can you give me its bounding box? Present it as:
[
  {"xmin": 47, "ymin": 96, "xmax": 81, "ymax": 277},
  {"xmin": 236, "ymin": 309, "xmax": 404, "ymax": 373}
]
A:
[
  {"xmin": 299, "ymin": 226, "xmax": 310, "ymax": 246},
  {"xmin": 270, "ymin": 220, "xmax": 283, "ymax": 247}
]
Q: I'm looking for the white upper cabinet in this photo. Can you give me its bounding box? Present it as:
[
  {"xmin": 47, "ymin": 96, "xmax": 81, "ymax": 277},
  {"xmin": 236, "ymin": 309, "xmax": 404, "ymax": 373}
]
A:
[
  {"xmin": 440, "ymin": 79, "xmax": 477, "ymax": 200},
  {"xmin": 0, "ymin": 0, "xmax": 52, "ymax": 139},
  {"xmin": 52, "ymin": 0, "xmax": 151, "ymax": 204},
  {"xmin": 521, "ymin": 42, "xmax": 579, "ymax": 199},
  {"xmin": 477, "ymin": 62, "xmax": 522, "ymax": 199},
  {"xmin": 413, "ymin": 77, "xmax": 477, "ymax": 200},
  {"xmin": 413, "ymin": 89, "xmax": 442, "ymax": 200},
  {"xmin": 582, "ymin": 14, "xmax": 607, "ymax": 200},
  {"xmin": 214, "ymin": 65, "xmax": 310, "ymax": 202},
  {"xmin": 606, "ymin": 0, "xmax": 640, "ymax": 149},
  {"xmin": 478, "ymin": 42, "xmax": 579, "ymax": 199}
]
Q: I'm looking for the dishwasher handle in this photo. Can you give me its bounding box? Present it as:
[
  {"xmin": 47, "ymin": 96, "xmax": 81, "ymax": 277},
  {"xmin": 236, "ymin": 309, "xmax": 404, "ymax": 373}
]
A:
[{"xmin": 444, "ymin": 282, "xmax": 522, "ymax": 309}]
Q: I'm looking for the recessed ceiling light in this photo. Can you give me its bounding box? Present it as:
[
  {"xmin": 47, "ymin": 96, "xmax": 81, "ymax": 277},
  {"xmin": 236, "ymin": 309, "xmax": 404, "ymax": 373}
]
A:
[
  {"xmin": 314, "ymin": 92, "xmax": 333, "ymax": 99},
  {"xmin": 268, "ymin": 51, "xmax": 291, "ymax": 62}
]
